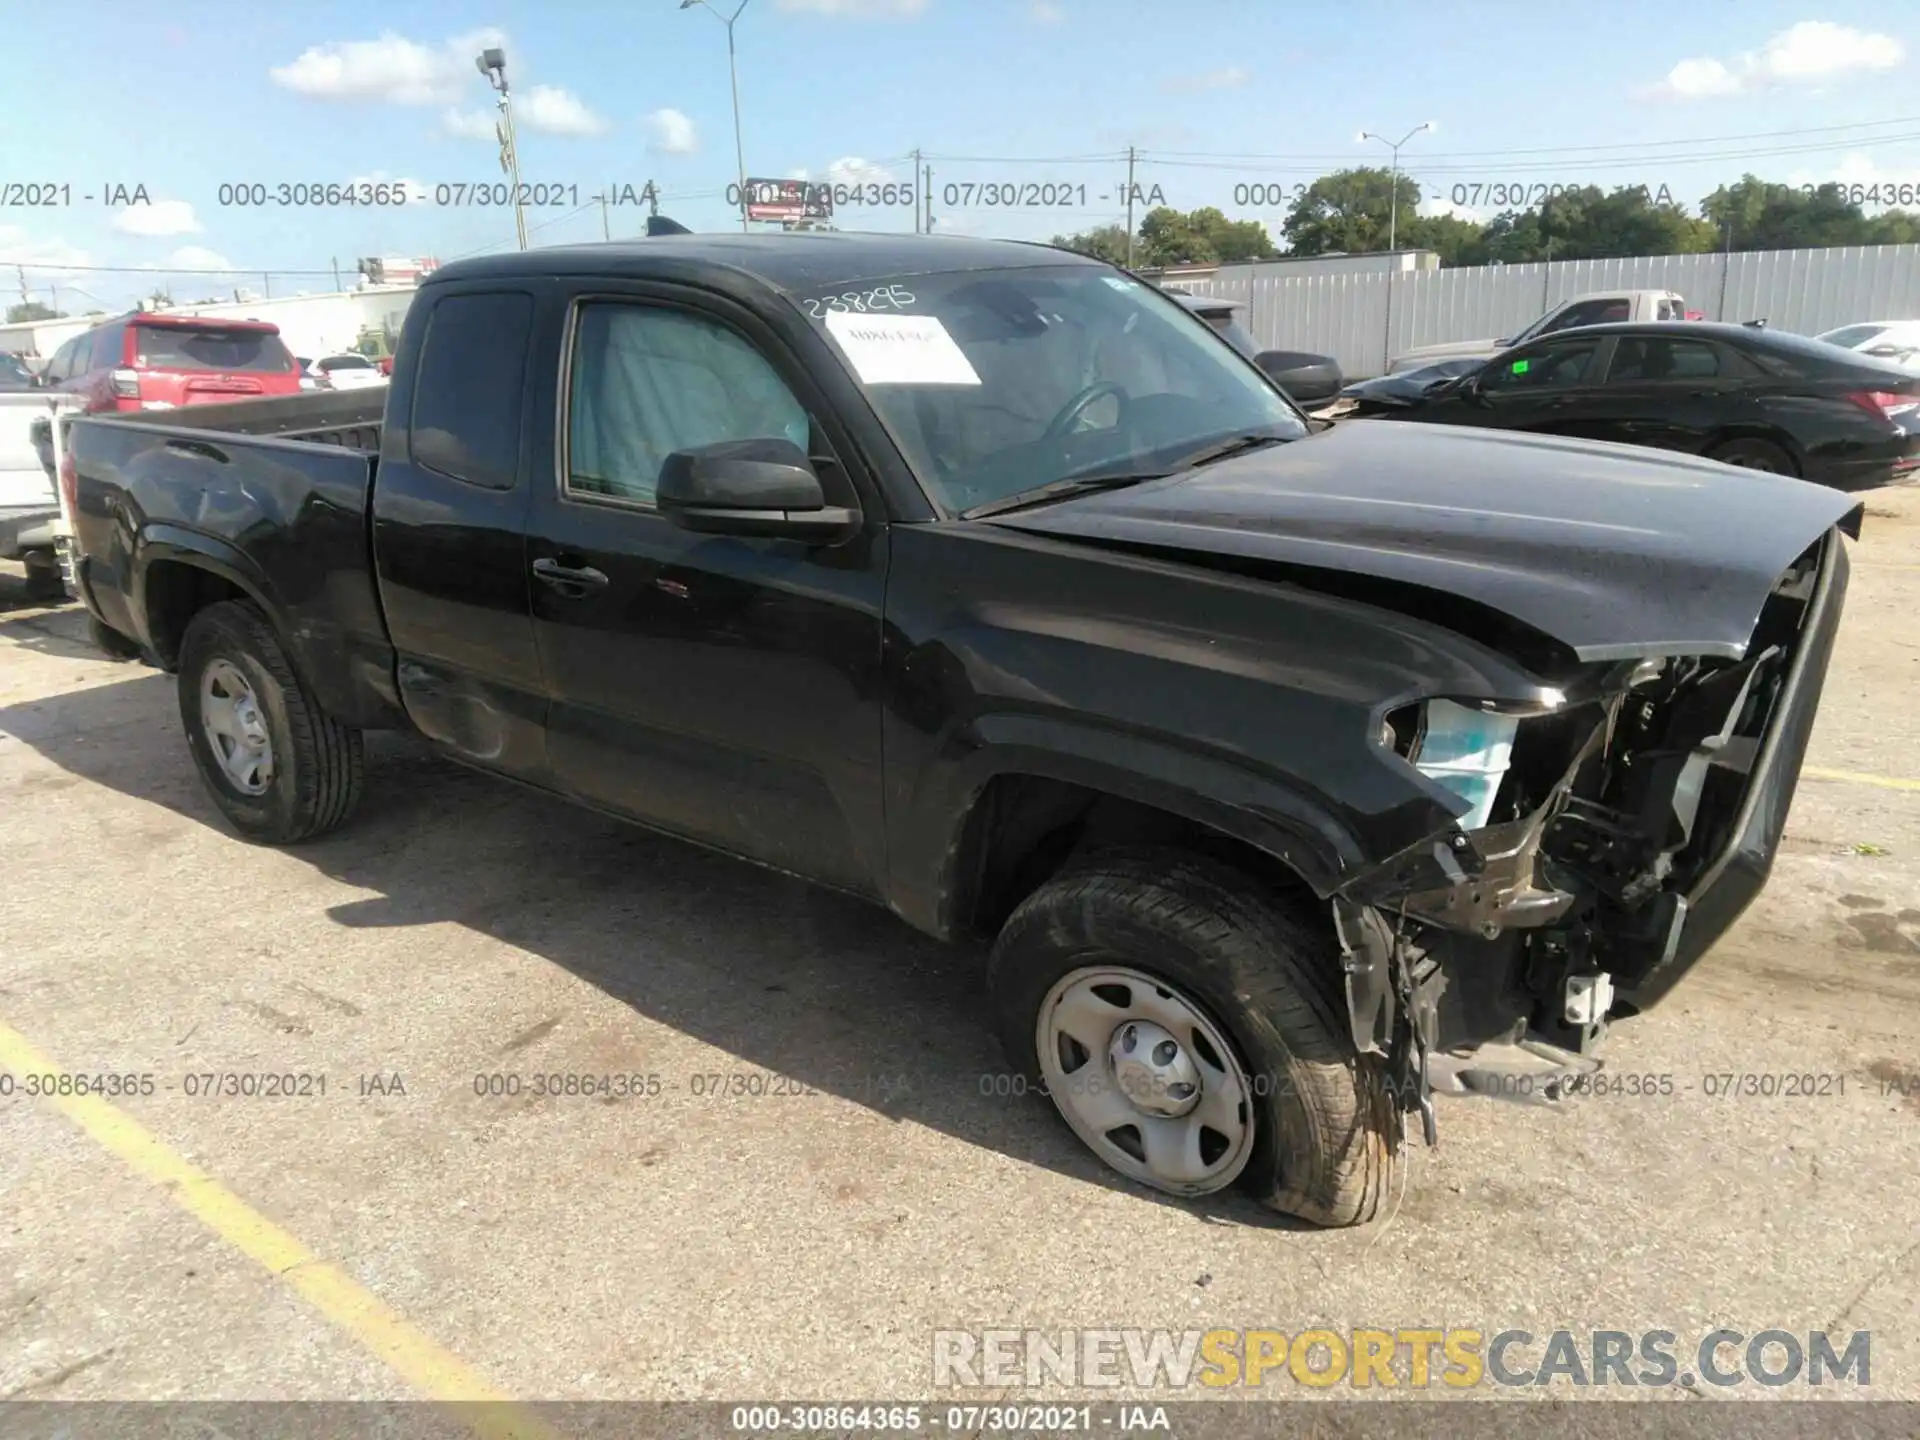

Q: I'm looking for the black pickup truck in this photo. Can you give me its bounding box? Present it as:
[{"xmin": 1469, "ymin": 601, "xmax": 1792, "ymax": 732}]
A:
[{"xmin": 54, "ymin": 233, "xmax": 1860, "ymax": 1226}]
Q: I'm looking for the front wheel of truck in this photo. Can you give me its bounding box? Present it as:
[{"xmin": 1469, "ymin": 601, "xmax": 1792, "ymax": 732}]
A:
[
  {"xmin": 986, "ymin": 847, "xmax": 1400, "ymax": 1227},
  {"xmin": 177, "ymin": 600, "xmax": 364, "ymax": 844}
]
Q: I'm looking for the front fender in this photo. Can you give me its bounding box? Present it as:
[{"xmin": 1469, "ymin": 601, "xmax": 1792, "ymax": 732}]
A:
[{"xmin": 890, "ymin": 709, "xmax": 1373, "ymax": 940}]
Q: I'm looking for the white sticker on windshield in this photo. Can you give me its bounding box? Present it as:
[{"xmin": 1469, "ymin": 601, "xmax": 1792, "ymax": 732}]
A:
[
  {"xmin": 1101, "ymin": 276, "xmax": 1139, "ymax": 291},
  {"xmin": 824, "ymin": 311, "xmax": 981, "ymax": 386}
]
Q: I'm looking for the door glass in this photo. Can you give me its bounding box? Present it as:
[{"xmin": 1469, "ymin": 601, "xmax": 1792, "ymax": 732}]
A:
[
  {"xmin": 410, "ymin": 291, "xmax": 535, "ymax": 491},
  {"xmin": 565, "ymin": 303, "xmax": 810, "ymax": 506},
  {"xmin": 1608, "ymin": 338, "xmax": 1722, "ymax": 383},
  {"xmin": 1480, "ymin": 337, "xmax": 1604, "ymax": 392}
]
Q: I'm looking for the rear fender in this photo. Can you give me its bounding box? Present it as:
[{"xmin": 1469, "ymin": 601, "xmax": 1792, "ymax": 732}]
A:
[{"xmin": 133, "ymin": 526, "xmax": 400, "ymax": 728}]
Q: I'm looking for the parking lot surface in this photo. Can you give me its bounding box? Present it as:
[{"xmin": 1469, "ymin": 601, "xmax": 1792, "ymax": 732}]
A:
[{"xmin": 2, "ymin": 488, "xmax": 1917, "ymax": 1408}]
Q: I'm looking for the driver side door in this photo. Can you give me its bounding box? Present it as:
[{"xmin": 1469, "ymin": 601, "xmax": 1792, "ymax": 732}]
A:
[{"xmin": 526, "ymin": 283, "xmax": 891, "ymax": 896}]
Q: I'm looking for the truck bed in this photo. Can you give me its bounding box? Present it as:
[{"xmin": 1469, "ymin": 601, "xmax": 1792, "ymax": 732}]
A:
[{"xmin": 122, "ymin": 389, "xmax": 386, "ymax": 452}]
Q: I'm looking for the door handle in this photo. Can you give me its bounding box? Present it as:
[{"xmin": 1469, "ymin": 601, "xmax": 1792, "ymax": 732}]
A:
[{"xmin": 531, "ymin": 556, "xmax": 609, "ymax": 593}]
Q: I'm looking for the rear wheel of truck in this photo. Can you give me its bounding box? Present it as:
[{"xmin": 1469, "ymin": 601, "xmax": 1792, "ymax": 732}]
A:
[
  {"xmin": 986, "ymin": 847, "xmax": 1400, "ymax": 1227},
  {"xmin": 177, "ymin": 600, "xmax": 364, "ymax": 844}
]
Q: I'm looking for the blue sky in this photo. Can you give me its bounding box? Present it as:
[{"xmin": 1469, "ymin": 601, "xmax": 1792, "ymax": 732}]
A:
[{"xmin": 3, "ymin": 0, "xmax": 1917, "ymax": 311}]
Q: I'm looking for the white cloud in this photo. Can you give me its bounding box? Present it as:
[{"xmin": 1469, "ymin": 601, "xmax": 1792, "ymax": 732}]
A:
[
  {"xmin": 112, "ymin": 199, "xmax": 202, "ymax": 237},
  {"xmin": 1029, "ymin": 0, "xmax": 1066, "ymax": 23},
  {"xmin": 825, "ymin": 156, "xmax": 895, "ymax": 187},
  {"xmin": 1420, "ymin": 196, "xmax": 1485, "ymax": 224},
  {"xmin": 1643, "ymin": 21, "xmax": 1903, "ymax": 99},
  {"xmin": 645, "ymin": 108, "xmax": 700, "ymax": 155},
  {"xmin": 1162, "ymin": 64, "xmax": 1250, "ymax": 94},
  {"xmin": 1786, "ymin": 150, "xmax": 1920, "ymax": 209},
  {"xmin": 270, "ymin": 28, "xmax": 506, "ymax": 105},
  {"xmin": 772, "ymin": 0, "xmax": 927, "ymax": 16},
  {"xmin": 442, "ymin": 107, "xmax": 500, "ymax": 141},
  {"xmin": 0, "ymin": 225, "xmax": 92, "ymax": 277},
  {"xmin": 517, "ymin": 85, "xmax": 609, "ymax": 136},
  {"xmin": 160, "ymin": 246, "xmax": 234, "ymax": 271}
]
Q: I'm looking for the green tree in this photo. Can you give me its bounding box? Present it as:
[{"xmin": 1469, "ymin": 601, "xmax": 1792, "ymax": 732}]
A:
[
  {"xmin": 1281, "ymin": 167, "xmax": 1423, "ymax": 255},
  {"xmin": 1701, "ymin": 174, "xmax": 1920, "ymax": 250},
  {"xmin": 1047, "ymin": 222, "xmax": 1131, "ymax": 264},
  {"xmin": 5, "ymin": 300, "xmax": 66, "ymax": 324}
]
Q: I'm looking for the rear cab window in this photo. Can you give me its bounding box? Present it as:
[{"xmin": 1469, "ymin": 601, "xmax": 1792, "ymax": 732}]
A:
[{"xmin": 408, "ymin": 291, "xmax": 535, "ymax": 491}]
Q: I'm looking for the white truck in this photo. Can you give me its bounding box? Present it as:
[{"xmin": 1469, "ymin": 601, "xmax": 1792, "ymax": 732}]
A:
[
  {"xmin": 0, "ymin": 387, "xmax": 82, "ymax": 602},
  {"xmin": 1388, "ymin": 288, "xmax": 1691, "ymax": 374}
]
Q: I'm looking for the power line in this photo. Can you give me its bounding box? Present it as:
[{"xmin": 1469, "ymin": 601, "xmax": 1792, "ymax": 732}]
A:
[{"xmin": 1142, "ymin": 115, "xmax": 1920, "ymax": 164}]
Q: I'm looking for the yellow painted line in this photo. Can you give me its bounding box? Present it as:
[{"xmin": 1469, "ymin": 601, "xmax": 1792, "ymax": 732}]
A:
[
  {"xmin": 0, "ymin": 1020, "xmax": 561, "ymax": 1439},
  {"xmin": 1804, "ymin": 766, "xmax": 1920, "ymax": 794}
]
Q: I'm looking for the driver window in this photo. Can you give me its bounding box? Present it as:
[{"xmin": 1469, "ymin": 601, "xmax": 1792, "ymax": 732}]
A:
[
  {"xmin": 565, "ymin": 302, "xmax": 810, "ymax": 507},
  {"xmin": 1480, "ymin": 337, "xmax": 1604, "ymax": 392}
]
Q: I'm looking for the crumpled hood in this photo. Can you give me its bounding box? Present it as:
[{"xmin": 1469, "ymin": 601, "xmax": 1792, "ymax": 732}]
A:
[{"xmin": 987, "ymin": 421, "xmax": 1862, "ymax": 663}]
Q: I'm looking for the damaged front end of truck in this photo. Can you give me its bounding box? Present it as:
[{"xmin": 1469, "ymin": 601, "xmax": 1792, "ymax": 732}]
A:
[{"xmin": 1332, "ymin": 529, "xmax": 1853, "ymax": 1143}]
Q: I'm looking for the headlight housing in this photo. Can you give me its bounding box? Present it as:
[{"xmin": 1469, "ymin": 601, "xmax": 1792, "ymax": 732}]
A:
[{"xmin": 1381, "ymin": 694, "xmax": 1563, "ymax": 831}]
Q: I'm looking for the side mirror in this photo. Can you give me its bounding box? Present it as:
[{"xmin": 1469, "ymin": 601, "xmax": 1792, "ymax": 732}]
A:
[{"xmin": 656, "ymin": 437, "xmax": 859, "ymax": 544}]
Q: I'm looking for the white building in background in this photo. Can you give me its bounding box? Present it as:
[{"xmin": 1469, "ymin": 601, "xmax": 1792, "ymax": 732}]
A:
[{"xmin": 0, "ymin": 282, "xmax": 425, "ymax": 362}]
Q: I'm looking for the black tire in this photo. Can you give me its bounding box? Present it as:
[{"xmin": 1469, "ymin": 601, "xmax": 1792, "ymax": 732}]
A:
[
  {"xmin": 21, "ymin": 552, "xmax": 66, "ymax": 603},
  {"xmin": 88, "ymin": 615, "xmax": 147, "ymax": 662},
  {"xmin": 177, "ymin": 600, "xmax": 364, "ymax": 844},
  {"xmin": 1707, "ymin": 437, "xmax": 1797, "ymax": 476},
  {"xmin": 986, "ymin": 847, "xmax": 1400, "ymax": 1227}
]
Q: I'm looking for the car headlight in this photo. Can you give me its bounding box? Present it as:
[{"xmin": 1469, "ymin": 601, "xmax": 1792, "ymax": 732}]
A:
[{"xmin": 1381, "ymin": 694, "xmax": 1563, "ymax": 830}]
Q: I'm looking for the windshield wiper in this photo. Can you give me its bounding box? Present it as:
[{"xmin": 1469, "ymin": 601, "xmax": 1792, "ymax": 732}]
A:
[
  {"xmin": 962, "ymin": 472, "xmax": 1166, "ymax": 520},
  {"xmin": 1163, "ymin": 432, "xmax": 1290, "ymax": 471}
]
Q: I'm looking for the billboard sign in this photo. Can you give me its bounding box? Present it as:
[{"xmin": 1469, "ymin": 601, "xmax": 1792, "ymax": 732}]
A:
[{"xmin": 737, "ymin": 178, "xmax": 833, "ymax": 223}]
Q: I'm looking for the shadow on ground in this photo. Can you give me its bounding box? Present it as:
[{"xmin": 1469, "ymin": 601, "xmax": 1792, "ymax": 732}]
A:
[{"xmin": 0, "ymin": 614, "xmax": 1308, "ymax": 1232}]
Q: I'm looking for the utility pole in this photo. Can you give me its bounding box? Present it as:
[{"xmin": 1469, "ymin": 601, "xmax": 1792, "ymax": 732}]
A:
[
  {"xmin": 1124, "ymin": 145, "xmax": 1137, "ymax": 266},
  {"xmin": 909, "ymin": 149, "xmax": 922, "ymax": 234},
  {"xmin": 646, "ymin": 182, "xmax": 660, "ymax": 218},
  {"xmin": 597, "ymin": 193, "xmax": 611, "ymax": 240},
  {"xmin": 262, "ymin": 272, "xmax": 271, "ymax": 299},
  {"xmin": 332, "ymin": 257, "xmax": 341, "ymax": 291},
  {"xmin": 476, "ymin": 47, "xmax": 528, "ymax": 250},
  {"xmin": 923, "ymin": 162, "xmax": 934, "ymax": 232},
  {"xmin": 15, "ymin": 265, "xmax": 26, "ymax": 309}
]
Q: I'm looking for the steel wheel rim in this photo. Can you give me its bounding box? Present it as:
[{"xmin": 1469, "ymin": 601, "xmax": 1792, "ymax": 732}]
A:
[
  {"xmin": 199, "ymin": 658, "xmax": 274, "ymax": 795},
  {"xmin": 1034, "ymin": 964, "xmax": 1256, "ymax": 1196}
]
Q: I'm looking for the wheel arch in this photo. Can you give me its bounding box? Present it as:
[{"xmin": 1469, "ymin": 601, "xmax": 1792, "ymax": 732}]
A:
[{"xmin": 912, "ymin": 720, "xmax": 1367, "ymax": 943}]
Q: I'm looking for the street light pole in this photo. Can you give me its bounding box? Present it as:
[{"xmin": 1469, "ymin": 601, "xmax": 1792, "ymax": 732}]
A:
[
  {"xmin": 476, "ymin": 47, "xmax": 528, "ymax": 250},
  {"xmin": 682, "ymin": 0, "xmax": 753, "ymax": 233},
  {"xmin": 1358, "ymin": 121, "xmax": 1433, "ymax": 253}
]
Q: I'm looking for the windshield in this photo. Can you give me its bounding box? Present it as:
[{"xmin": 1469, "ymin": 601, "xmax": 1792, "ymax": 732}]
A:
[
  {"xmin": 130, "ymin": 325, "xmax": 299, "ymax": 373},
  {"xmin": 1816, "ymin": 324, "xmax": 1886, "ymax": 350},
  {"xmin": 800, "ymin": 264, "xmax": 1305, "ymax": 513}
]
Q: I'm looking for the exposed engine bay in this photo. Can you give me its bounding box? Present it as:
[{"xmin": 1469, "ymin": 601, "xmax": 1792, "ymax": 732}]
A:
[{"xmin": 1331, "ymin": 533, "xmax": 1845, "ymax": 1144}]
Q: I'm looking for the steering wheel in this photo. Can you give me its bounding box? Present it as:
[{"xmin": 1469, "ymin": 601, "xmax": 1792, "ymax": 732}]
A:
[{"xmin": 1043, "ymin": 380, "xmax": 1129, "ymax": 442}]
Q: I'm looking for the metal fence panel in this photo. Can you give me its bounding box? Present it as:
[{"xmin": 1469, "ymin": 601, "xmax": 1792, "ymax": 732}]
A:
[{"xmin": 1179, "ymin": 244, "xmax": 1920, "ymax": 378}]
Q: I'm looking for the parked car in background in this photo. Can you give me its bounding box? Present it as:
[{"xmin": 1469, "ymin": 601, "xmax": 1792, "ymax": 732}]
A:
[
  {"xmin": 294, "ymin": 357, "xmax": 329, "ymax": 391},
  {"xmin": 42, "ymin": 313, "xmax": 306, "ymax": 413},
  {"xmin": 1816, "ymin": 320, "xmax": 1920, "ymax": 373},
  {"xmin": 51, "ymin": 233, "xmax": 1862, "ymax": 1225},
  {"xmin": 1169, "ymin": 292, "xmax": 1344, "ymax": 409},
  {"xmin": 1387, "ymin": 289, "xmax": 1690, "ymax": 374},
  {"xmin": 1, "ymin": 387, "xmax": 79, "ymax": 601},
  {"xmin": 313, "ymin": 353, "xmax": 388, "ymax": 390},
  {"xmin": 1372, "ymin": 321, "xmax": 1919, "ymax": 489},
  {"xmin": 1, "ymin": 353, "xmax": 38, "ymax": 391}
]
